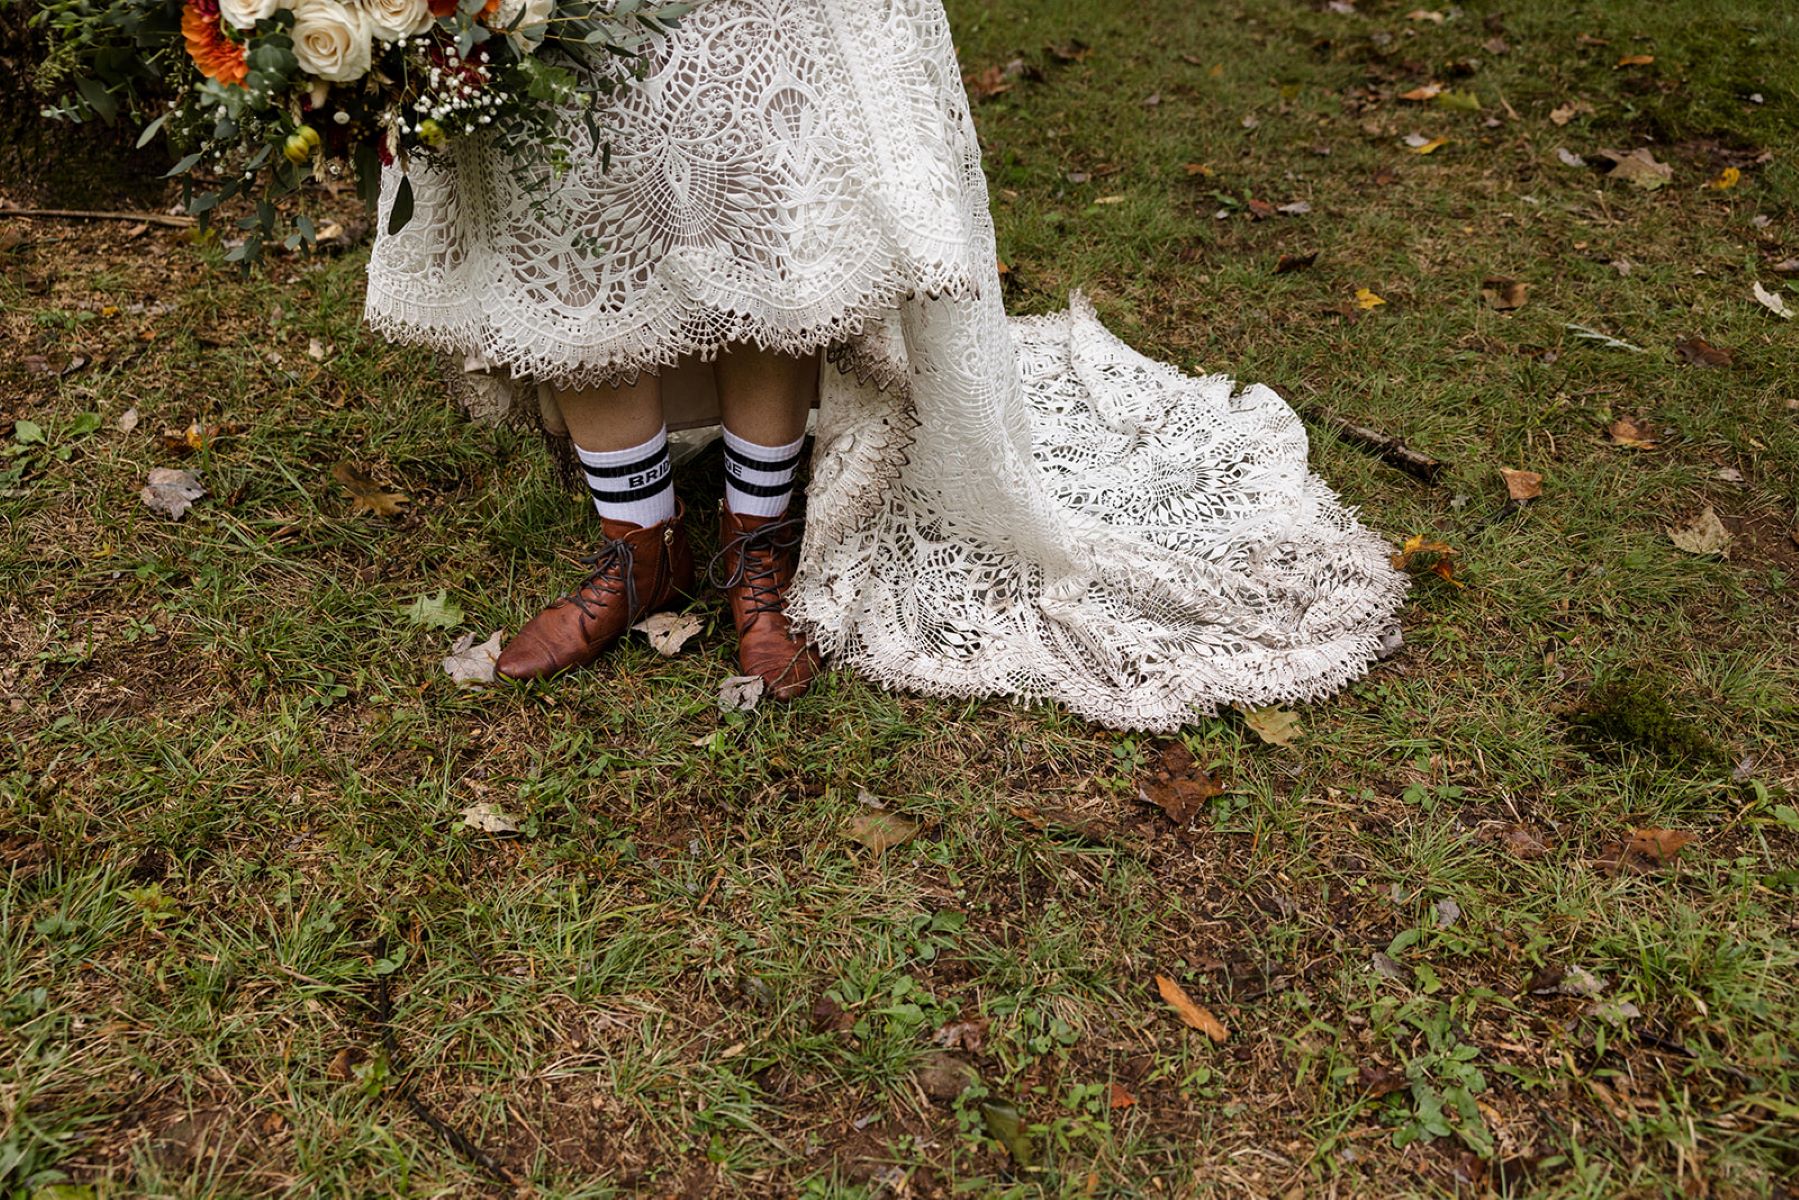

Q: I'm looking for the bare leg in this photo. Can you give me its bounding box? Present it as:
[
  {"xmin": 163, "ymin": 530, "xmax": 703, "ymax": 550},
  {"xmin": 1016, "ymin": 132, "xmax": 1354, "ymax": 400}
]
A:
[
  {"xmin": 493, "ymin": 370, "xmax": 692, "ymax": 681},
  {"xmin": 714, "ymin": 345, "xmax": 817, "ymax": 447},
  {"xmin": 553, "ymin": 371, "xmax": 664, "ymax": 452},
  {"xmin": 711, "ymin": 344, "xmax": 822, "ymax": 699}
]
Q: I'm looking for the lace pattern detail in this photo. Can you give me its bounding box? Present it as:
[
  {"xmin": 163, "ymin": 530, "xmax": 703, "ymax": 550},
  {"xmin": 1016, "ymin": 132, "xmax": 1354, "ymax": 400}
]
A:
[{"xmin": 364, "ymin": 0, "xmax": 1408, "ymax": 730}]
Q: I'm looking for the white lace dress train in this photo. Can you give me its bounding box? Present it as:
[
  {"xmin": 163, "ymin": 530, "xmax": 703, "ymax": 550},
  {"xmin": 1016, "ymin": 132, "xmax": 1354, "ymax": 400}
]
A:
[{"xmin": 364, "ymin": 0, "xmax": 1408, "ymax": 731}]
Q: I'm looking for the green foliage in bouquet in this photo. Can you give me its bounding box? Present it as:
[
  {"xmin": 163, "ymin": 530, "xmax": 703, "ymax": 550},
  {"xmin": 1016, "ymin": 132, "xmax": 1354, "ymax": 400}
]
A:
[{"xmin": 31, "ymin": 0, "xmax": 704, "ymax": 265}]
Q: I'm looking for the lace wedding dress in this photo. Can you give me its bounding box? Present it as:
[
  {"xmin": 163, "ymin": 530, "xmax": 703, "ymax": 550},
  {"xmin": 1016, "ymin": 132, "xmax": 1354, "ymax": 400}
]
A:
[{"xmin": 364, "ymin": 0, "xmax": 1408, "ymax": 731}]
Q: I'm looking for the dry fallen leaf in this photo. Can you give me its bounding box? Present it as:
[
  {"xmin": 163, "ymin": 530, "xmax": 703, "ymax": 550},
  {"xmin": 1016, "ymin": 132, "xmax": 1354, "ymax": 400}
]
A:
[
  {"xmin": 1155, "ymin": 974, "xmax": 1229, "ymax": 1042},
  {"xmin": 1409, "ymin": 136, "xmax": 1450, "ymax": 155},
  {"xmin": 1391, "ymin": 534, "xmax": 1463, "ymax": 586},
  {"xmin": 1500, "ymin": 468, "xmax": 1543, "ymax": 502},
  {"xmin": 1354, "ymin": 287, "xmax": 1386, "ymax": 310},
  {"xmin": 1109, "ymin": 1082, "xmax": 1137, "ymax": 1110},
  {"xmin": 1556, "ymin": 147, "xmax": 1587, "ymax": 168},
  {"xmin": 1627, "ymin": 828, "xmax": 1695, "ymax": 865},
  {"xmin": 1241, "ymin": 706, "xmax": 1302, "ymax": 747},
  {"xmin": 718, "ymin": 674, "xmax": 766, "ymax": 713},
  {"xmin": 1606, "ymin": 415, "xmax": 1658, "ymax": 449},
  {"xmin": 633, "ymin": 611, "xmax": 702, "ymax": 657},
  {"xmin": 845, "ymin": 809, "xmax": 921, "ymax": 853},
  {"xmin": 1481, "ymin": 277, "xmax": 1529, "ymax": 311},
  {"xmin": 140, "ymin": 468, "xmax": 206, "ymax": 520},
  {"xmin": 1752, "ymin": 280, "xmax": 1793, "ymax": 320},
  {"xmin": 1406, "ymin": 9, "xmax": 1445, "ymax": 23},
  {"xmin": 1703, "ymin": 166, "xmax": 1741, "ymax": 191},
  {"xmin": 1275, "ymin": 251, "xmax": 1318, "ymax": 274},
  {"xmin": 1666, "ymin": 506, "xmax": 1731, "ymax": 557},
  {"xmin": 1549, "ymin": 98, "xmax": 1596, "ymax": 126},
  {"xmin": 117, "ymin": 406, "xmax": 140, "ymax": 433},
  {"xmin": 1614, "ymin": 53, "xmax": 1655, "ymax": 68},
  {"xmin": 443, "ymin": 630, "xmax": 503, "ymax": 687},
  {"xmin": 1596, "ymin": 147, "xmax": 1672, "ymax": 190},
  {"xmin": 1673, "ymin": 336, "xmax": 1731, "ymax": 368},
  {"xmin": 1136, "ymin": 741, "xmax": 1223, "ymax": 825},
  {"xmin": 332, "ymin": 462, "xmax": 409, "ymax": 517},
  {"xmin": 1497, "ymin": 824, "xmax": 1553, "ymax": 860},
  {"xmin": 1400, "ymin": 84, "xmax": 1444, "ymax": 102},
  {"xmin": 460, "ymin": 802, "xmax": 520, "ymax": 834}
]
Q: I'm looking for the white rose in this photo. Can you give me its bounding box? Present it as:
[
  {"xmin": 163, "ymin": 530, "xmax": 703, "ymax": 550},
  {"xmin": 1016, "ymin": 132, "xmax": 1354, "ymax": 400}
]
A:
[
  {"xmin": 364, "ymin": 0, "xmax": 433, "ymax": 41},
  {"xmin": 219, "ymin": 0, "xmax": 286, "ymax": 30},
  {"xmin": 492, "ymin": 0, "xmax": 552, "ymax": 45},
  {"xmin": 290, "ymin": 0, "xmax": 373, "ymax": 83}
]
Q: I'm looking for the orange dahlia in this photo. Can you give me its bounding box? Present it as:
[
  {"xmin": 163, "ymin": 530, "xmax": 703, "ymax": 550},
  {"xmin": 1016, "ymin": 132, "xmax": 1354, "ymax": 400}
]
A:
[{"xmin": 182, "ymin": 0, "xmax": 248, "ymax": 87}]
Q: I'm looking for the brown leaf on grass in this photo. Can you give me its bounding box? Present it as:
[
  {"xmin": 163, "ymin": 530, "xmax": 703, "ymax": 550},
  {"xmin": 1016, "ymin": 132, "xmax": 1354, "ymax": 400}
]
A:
[
  {"xmin": 332, "ymin": 462, "xmax": 409, "ymax": 517},
  {"xmin": 1241, "ymin": 706, "xmax": 1302, "ymax": 747},
  {"xmin": 1673, "ymin": 337, "xmax": 1732, "ymax": 367},
  {"xmin": 1601, "ymin": 827, "xmax": 1698, "ymax": 875},
  {"xmin": 1136, "ymin": 741, "xmax": 1223, "ymax": 826},
  {"xmin": 845, "ymin": 809, "xmax": 921, "ymax": 853},
  {"xmin": 718, "ymin": 674, "xmax": 765, "ymax": 712},
  {"xmin": 460, "ymin": 802, "xmax": 520, "ymax": 834},
  {"xmin": 1614, "ymin": 53, "xmax": 1655, "ymax": 68},
  {"xmin": 963, "ymin": 64, "xmax": 1014, "ymax": 101},
  {"xmin": 1155, "ymin": 974, "xmax": 1229, "ymax": 1042},
  {"xmin": 632, "ymin": 611, "xmax": 703, "ymax": 657},
  {"xmin": 1549, "ymin": 98, "xmax": 1596, "ymax": 125},
  {"xmin": 1481, "ymin": 278, "xmax": 1529, "ymax": 311},
  {"xmin": 1500, "ymin": 468, "xmax": 1543, "ymax": 502},
  {"xmin": 159, "ymin": 421, "xmax": 222, "ymax": 454},
  {"xmin": 1406, "ymin": 9, "xmax": 1445, "ymax": 23},
  {"xmin": 1108, "ymin": 1082, "xmax": 1137, "ymax": 1109},
  {"xmin": 442, "ymin": 630, "xmax": 502, "ymax": 687},
  {"xmin": 1275, "ymin": 250, "xmax": 1319, "ymax": 274},
  {"xmin": 931, "ymin": 1019, "xmax": 989, "ymax": 1052},
  {"xmin": 1496, "ymin": 824, "xmax": 1553, "ymax": 860},
  {"xmin": 1773, "ymin": 258, "xmax": 1799, "ymax": 275},
  {"xmin": 140, "ymin": 468, "xmax": 206, "ymax": 520},
  {"xmin": 1606, "ymin": 415, "xmax": 1658, "ymax": 449},
  {"xmin": 1391, "ymin": 534, "xmax": 1464, "ymax": 586},
  {"xmin": 1666, "ymin": 506, "xmax": 1732, "ymax": 557},
  {"xmin": 1046, "ymin": 39, "xmax": 1090, "ymax": 63},
  {"xmin": 1629, "ymin": 828, "xmax": 1695, "ymax": 864},
  {"xmin": 1596, "ymin": 147, "xmax": 1672, "ymax": 190},
  {"xmin": 1400, "ymin": 83, "xmax": 1444, "ymax": 102},
  {"xmin": 1357, "ymin": 1063, "xmax": 1408, "ymax": 1097}
]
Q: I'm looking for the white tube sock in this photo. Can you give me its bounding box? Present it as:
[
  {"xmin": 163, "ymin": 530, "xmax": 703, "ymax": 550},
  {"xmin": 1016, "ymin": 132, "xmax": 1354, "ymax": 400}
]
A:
[
  {"xmin": 575, "ymin": 427, "xmax": 676, "ymax": 528},
  {"xmin": 722, "ymin": 428, "xmax": 805, "ymax": 518}
]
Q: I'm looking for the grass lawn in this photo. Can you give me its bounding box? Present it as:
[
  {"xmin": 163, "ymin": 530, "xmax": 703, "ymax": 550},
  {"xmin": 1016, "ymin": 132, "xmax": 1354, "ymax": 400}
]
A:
[{"xmin": 4, "ymin": 0, "xmax": 1799, "ymax": 1195}]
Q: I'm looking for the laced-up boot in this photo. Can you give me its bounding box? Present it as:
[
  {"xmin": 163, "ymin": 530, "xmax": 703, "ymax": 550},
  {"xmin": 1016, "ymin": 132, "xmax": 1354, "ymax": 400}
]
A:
[{"xmin": 496, "ymin": 503, "xmax": 694, "ymax": 681}]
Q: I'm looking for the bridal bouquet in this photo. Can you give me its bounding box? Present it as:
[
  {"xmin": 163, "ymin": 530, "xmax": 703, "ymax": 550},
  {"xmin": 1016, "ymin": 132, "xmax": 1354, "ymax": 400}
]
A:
[{"xmin": 33, "ymin": 0, "xmax": 701, "ymax": 261}]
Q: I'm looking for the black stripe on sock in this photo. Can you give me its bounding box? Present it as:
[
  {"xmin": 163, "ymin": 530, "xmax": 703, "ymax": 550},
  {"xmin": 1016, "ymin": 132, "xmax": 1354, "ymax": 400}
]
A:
[
  {"xmin": 581, "ymin": 447, "xmax": 670, "ymax": 480},
  {"xmin": 588, "ymin": 475, "xmax": 674, "ymax": 505},
  {"xmin": 725, "ymin": 476, "xmax": 796, "ymax": 499},
  {"xmin": 723, "ymin": 441, "xmax": 803, "ymax": 474}
]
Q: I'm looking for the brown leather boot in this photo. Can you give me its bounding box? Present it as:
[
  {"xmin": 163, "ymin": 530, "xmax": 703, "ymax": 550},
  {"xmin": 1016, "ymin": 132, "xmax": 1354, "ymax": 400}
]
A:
[
  {"xmin": 496, "ymin": 503, "xmax": 694, "ymax": 681},
  {"xmin": 710, "ymin": 505, "xmax": 822, "ymax": 700}
]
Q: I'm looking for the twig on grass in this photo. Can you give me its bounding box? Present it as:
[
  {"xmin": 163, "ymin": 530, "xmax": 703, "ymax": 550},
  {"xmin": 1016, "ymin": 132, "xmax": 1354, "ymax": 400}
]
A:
[
  {"xmin": 371, "ymin": 941, "xmax": 517, "ymax": 1189},
  {"xmin": 1305, "ymin": 408, "xmax": 1447, "ymax": 485},
  {"xmin": 0, "ymin": 207, "xmax": 197, "ymax": 228}
]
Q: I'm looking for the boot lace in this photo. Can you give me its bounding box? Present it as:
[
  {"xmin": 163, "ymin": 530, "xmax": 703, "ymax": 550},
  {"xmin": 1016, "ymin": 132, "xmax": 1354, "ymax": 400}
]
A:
[
  {"xmin": 708, "ymin": 514, "xmax": 803, "ymax": 621},
  {"xmin": 562, "ymin": 535, "xmax": 639, "ymax": 621}
]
